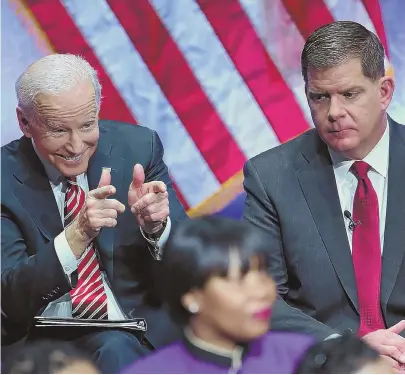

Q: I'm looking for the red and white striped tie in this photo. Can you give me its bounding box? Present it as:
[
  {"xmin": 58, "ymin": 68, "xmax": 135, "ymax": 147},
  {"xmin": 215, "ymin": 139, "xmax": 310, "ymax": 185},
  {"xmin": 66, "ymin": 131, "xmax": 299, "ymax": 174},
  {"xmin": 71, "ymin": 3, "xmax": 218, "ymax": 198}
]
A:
[{"xmin": 64, "ymin": 177, "xmax": 108, "ymax": 320}]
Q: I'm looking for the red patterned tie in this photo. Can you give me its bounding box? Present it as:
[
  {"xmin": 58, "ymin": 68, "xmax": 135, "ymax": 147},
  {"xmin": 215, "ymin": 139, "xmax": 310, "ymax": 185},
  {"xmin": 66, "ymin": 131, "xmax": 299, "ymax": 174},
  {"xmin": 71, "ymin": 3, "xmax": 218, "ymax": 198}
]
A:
[
  {"xmin": 351, "ymin": 161, "xmax": 385, "ymax": 336},
  {"xmin": 64, "ymin": 177, "xmax": 108, "ymax": 320}
]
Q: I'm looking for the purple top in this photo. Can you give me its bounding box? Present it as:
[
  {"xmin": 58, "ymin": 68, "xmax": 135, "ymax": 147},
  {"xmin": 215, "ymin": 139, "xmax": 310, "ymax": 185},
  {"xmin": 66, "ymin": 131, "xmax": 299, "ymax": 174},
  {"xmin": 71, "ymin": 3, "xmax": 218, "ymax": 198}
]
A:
[{"xmin": 122, "ymin": 331, "xmax": 314, "ymax": 374}]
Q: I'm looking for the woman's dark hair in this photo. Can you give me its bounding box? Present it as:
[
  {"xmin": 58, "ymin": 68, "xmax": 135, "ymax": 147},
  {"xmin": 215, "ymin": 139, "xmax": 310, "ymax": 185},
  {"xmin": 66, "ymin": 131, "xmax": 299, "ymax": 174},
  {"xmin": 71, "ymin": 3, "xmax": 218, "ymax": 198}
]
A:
[
  {"xmin": 295, "ymin": 334, "xmax": 381, "ymax": 374},
  {"xmin": 159, "ymin": 216, "xmax": 271, "ymax": 325},
  {"xmin": 2, "ymin": 340, "xmax": 97, "ymax": 374}
]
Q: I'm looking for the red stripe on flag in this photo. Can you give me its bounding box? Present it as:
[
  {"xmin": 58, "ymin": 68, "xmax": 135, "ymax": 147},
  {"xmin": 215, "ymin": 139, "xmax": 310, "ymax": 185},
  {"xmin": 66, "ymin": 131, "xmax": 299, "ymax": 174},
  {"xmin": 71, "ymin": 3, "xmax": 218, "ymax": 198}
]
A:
[
  {"xmin": 360, "ymin": 0, "xmax": 389, "ymax": 57},
  {"xmin": 106, "ymin": 0, "xmax": 246, "ymax": 183},
  {"xmin": 197, "ymin": 0, "xmax": 309, "ymax": 143},
  {"xmin": 281, "ymin": 0, "xmax": 335, "ymax": 39},
  {"xmin": 171, "ymin": 181, "xmax": 189, "ymax": 210},
  {"xmin": 25, "ymin": 0, "xmax": 136, "ymax": 124}
]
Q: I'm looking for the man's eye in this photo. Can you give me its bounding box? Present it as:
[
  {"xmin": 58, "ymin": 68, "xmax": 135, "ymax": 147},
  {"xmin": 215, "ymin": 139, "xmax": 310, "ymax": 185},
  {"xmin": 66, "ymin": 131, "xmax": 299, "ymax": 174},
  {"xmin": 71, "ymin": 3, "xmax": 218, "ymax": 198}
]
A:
[
  {"xmin": 310, "ymin": 93, "xmax": 328, "ymax": 102},
  {"xmin": 343, "ymin": 92, "xmax": 358, "ymax": 99}
]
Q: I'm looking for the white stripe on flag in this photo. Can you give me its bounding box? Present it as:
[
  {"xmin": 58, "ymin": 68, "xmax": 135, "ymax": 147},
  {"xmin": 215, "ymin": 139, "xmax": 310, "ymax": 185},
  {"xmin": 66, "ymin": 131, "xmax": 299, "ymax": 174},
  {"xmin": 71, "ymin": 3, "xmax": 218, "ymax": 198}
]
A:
[
  {"xmin": 150, "ymin": 0, "xmax": 280, "ymax": 159},
  {"xmin": 323, "ymin": 0, "xmax": 390, "ymax": 68},
  {"xmin": 239, "ymin": 0, "xmax": 313, "ymax": 127},
  {"xmin": 61, "ymin": 0, "xmax": 220, "ymax": 207}
]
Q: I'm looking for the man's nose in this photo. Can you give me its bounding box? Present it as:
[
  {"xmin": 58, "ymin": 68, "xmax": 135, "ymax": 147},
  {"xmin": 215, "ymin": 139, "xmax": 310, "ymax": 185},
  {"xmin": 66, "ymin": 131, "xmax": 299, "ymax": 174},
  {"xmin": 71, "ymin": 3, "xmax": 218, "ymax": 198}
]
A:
[
  {"xmin": 65, "ymin": 132, "xmax": 83, "ymax": 154},
  {"xmin": 328, "ymin": 96, "xmax": 345, "ymax": 121}
]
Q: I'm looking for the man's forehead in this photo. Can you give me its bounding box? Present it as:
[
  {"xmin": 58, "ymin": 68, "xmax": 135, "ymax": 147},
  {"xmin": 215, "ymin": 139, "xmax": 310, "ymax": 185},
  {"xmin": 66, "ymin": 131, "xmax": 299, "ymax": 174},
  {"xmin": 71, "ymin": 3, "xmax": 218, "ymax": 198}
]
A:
[{"xmin": 307, "ymin": 65, "xmax": 368, "ymax": 92}]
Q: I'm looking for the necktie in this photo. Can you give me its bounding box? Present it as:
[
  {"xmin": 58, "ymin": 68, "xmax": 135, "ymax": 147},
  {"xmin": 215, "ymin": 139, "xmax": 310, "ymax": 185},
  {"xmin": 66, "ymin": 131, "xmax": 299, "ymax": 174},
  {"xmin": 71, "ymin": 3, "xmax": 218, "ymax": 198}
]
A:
[
  {"xmin": 351, "ymin": 161, "xmax": 385, "ymax": 336},
  {"xmin": 64, "ymin": 177, "xmax": 108, "ymax": 320}
]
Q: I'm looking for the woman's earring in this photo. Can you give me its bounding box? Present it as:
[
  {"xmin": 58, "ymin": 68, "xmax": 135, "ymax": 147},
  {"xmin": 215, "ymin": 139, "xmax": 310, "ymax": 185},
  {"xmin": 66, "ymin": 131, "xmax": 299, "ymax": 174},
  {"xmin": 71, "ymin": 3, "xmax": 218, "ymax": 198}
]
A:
[{"xmin": 188, "ymin": 302, "xmax": 199, "ymax": 314}]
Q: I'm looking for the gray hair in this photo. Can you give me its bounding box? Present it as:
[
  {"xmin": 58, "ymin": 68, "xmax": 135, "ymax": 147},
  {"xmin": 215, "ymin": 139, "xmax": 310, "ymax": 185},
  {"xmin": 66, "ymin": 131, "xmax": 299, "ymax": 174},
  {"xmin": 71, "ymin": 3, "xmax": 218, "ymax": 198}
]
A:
[
  {"xmin": 16, "ymin": 54, "xmax": 102, "ymax": 120},
  {"xmin": 301, "ymin": 21, "xmax": 385, "ymax": 84}
]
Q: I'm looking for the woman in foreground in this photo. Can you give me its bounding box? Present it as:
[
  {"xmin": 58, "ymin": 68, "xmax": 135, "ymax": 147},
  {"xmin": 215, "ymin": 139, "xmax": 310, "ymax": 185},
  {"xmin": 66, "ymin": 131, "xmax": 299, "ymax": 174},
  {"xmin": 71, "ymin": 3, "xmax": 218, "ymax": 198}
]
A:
[{"xmin": 123, "ymin": 216, "xmax": 314, "ymax": 374}]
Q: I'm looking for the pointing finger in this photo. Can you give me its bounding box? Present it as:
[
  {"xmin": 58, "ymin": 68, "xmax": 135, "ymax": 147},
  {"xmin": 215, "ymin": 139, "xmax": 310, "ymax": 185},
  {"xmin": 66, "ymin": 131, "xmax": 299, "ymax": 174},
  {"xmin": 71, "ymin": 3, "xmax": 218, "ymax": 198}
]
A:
[{"xmin": 89, "ymin": 185, "xmax": 116, "ymax": 200}]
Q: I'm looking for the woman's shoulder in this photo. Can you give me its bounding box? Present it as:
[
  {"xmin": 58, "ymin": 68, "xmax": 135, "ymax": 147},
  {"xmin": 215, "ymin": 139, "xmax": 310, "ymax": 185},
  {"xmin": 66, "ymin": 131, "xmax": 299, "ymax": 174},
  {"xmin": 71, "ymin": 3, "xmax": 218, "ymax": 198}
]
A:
[
  {"xmin": 121, "ymin": 341, "xmax": 187, "ymax": 374},
  {"xmin": 255, "ymin": 330, "xmax": 315, "ymax": 354}
]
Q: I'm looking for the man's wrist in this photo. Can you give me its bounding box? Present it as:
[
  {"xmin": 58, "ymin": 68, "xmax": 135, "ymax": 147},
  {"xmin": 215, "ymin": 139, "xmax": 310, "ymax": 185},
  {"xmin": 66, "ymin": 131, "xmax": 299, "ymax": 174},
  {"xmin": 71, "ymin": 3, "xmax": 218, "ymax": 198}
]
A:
[
  {"xmin": 65, "ymin": 223, "xmax": 92, "ymax": 259},
  {"xmin": 142, "ymin": 219, "xmax": 167, "ymax": 237}
]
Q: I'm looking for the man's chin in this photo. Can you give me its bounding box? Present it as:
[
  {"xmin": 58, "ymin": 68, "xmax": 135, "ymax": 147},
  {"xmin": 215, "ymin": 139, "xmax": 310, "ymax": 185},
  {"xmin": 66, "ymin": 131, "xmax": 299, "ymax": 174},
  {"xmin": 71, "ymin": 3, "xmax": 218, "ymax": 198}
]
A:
[
  {"xmin": 327, "ymin": 136, "xmax": 360, "ymax": 152},
  {"xmin": 54, "ymin": 160, "xmax": 89, "ymax": 177}
]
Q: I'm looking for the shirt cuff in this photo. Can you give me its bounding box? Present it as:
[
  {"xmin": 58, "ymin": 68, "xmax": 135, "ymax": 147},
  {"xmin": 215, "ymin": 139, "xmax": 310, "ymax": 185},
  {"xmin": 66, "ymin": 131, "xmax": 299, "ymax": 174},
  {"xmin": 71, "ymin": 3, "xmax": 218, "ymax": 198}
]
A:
[
  {"xmin": 54, "ymin": 231, "xmax": 79, "ymax": 281},
  {"xmin": 157, "ymin": 216, "xmax": 171, "ymax": 247}
]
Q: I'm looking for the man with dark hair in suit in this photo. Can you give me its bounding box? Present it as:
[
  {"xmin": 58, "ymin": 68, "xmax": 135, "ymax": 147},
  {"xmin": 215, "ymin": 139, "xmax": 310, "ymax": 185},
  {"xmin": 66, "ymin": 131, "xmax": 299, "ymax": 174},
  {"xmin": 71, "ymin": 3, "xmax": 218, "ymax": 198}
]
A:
[
  {"xmin": 243, "ymin": 21, "xmax": 405, "ymax": 371},
  {"xmin": 1, "ymin": 54, "xmax": 187, "ymax": 373}
]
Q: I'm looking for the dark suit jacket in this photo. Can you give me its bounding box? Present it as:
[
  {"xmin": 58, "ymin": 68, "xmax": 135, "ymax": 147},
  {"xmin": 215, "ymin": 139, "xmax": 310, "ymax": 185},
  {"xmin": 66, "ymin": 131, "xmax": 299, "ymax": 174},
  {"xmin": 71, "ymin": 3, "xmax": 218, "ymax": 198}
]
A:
[
  {"xmin": 1, "ymin": 120, "xmax": 188, "ymax": 345},
  {"xmin": 243, "ymin": 118, "xmax": 405, "ymax": 340}
]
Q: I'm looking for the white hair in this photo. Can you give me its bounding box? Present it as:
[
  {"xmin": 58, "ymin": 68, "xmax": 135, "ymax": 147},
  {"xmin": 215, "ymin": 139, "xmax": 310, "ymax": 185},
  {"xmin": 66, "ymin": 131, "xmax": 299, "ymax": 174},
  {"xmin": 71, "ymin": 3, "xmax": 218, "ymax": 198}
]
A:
[{"xmin": 15, "ymin": 54, "xmax": 102, "ymax": 119}]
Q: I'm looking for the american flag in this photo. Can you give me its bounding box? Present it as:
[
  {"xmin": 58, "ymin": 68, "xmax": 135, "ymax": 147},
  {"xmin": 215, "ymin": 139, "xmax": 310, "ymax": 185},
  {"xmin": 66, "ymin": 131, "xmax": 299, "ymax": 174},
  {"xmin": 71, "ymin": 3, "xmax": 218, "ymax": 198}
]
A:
[{"xmin": 3, "ymin": 0, "xmax": 405, "ymax": 217}]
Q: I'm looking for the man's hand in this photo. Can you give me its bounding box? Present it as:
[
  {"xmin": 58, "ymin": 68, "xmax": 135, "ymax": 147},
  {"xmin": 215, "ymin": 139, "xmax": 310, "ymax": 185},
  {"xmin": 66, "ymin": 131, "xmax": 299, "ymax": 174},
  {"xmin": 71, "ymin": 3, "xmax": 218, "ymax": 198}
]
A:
[
  {"xmin": 66, "ymin": 168, "xmax": 126, "ymax": 258},
  {"xmin": 362, "ymin": 320, "xmax": 405, "ymax": 371},
  {"xmin": 128, "ymin": 164, "xmax": 169, "ymax": 234}
]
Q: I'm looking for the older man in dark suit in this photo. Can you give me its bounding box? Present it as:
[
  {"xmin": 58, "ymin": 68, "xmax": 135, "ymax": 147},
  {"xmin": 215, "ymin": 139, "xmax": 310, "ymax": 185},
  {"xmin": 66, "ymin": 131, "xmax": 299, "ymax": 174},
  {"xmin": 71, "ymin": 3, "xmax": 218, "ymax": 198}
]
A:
[
  {"xmin": 243, "ymin": 21, "xmax": 405, "ymax": 371},
  {"xmin": 1, "ymin": 54, "xmax": 187, "ymax": 373}
]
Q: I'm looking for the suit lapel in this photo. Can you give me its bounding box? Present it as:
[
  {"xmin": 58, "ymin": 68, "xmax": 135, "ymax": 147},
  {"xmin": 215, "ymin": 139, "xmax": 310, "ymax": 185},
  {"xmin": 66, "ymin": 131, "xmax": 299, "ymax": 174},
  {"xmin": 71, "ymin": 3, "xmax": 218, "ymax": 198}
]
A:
[
  {"xmin": 13, "ymin": 138, "xmax": 63, "ymax": 240},
  {"xmin": 297, "ymin": 135, "xmax": 359, "ymax": 311},
  {"xmin": 381, "ymin": 120, "xmax": 405, "ymax": 311},
  {"xmin": 88, "ymin": 139, "xmax": 124, "ymax": 275}
]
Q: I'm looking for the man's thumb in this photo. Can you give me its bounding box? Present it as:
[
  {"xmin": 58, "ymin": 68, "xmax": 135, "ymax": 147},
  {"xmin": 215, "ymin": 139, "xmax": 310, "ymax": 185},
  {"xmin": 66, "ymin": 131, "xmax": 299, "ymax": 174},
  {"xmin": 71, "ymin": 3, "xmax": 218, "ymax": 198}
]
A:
[
  {"xmin": 98, "ymin": 167, "xmax": 111, "ymax": 188},
  {"xmin": 132, "ymin": 164, "xmax": 145, "ymax": 189},
  {"xmin": 388, "ymin": 320, "xmax": 405, "ymax": 335}
]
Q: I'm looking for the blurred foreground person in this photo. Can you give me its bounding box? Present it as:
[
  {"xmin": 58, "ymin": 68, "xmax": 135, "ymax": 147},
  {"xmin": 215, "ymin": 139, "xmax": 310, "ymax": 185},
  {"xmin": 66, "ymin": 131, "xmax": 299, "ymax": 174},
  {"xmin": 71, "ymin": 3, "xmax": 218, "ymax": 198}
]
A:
[
  {"xmin": 123, "ymin": 217, "xmax": 313, "ymax": 374},
  {"xmin": 296, "ymin": 335, "xmax": 394, "ymax": 374},
  {"xmin": 243, "ymin": 20, "xmax": 405, "ymax": 371},
  {"xmin": 1, "ymin": 54, "xmax": 187, "ymax": 373},
  {"xmin": 2, "ymin": 340, "xmax": 99, "ymax": 374}
]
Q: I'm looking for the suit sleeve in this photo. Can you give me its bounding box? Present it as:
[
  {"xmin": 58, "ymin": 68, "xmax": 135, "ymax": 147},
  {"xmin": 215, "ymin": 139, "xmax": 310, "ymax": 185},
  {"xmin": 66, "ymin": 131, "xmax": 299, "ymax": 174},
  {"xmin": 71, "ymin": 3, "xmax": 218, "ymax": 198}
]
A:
[
  {"xmin": 1, "ymin": 207, "xmax": 72, "ymax": 329},
  {"xmin": 145, "ymin": 130, "xmax": 188, "ymax": 226},
  {"xmin": 243, "ymin": 160, "xmax": 338, "ymax": 340}
]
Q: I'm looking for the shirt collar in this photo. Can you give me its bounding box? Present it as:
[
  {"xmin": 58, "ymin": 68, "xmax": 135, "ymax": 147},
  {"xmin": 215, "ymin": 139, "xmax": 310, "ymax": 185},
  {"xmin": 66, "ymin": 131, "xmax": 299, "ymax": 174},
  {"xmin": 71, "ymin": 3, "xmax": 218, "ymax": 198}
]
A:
[
  {"xmin": 183, "ymin": 327, "xmax": 248, "ymax": 372},
  {"xmin": 328, "ymin": 121, "xmax": 390, "ymax": 179}
]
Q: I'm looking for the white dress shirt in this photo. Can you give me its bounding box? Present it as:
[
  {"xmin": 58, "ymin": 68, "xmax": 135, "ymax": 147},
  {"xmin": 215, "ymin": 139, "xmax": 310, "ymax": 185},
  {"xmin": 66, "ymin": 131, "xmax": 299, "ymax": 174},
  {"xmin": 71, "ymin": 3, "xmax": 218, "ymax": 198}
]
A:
[
  {"xmin": 328, "ymin": 124, "xmax": 389, "ymax": 253},
  {"xmin": 33, "ymin": 143, "xmax": 171, "ymax": 319}
]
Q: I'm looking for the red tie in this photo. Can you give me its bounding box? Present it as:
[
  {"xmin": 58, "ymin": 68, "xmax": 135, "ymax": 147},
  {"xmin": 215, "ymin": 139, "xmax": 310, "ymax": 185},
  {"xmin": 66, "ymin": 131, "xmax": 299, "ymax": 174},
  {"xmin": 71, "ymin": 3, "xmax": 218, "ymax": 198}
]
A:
[
  {"xmin": 351, "ymin": 161, "xmax": 385, "ymax": 336},
  {"xmin": 64, "ymin": 177, "xmax": 108, "ymax": 320}
]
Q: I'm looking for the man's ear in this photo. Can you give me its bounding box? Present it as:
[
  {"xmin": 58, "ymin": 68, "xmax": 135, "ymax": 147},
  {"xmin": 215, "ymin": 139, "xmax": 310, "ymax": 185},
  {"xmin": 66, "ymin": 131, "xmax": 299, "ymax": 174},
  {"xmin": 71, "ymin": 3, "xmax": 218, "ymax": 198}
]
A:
[
  {"xmin": 378, "ymin": 75, "xmax": 395, "ymax": 111},
  {"xmin": 16, "ymin": 107, "xmax": 33, "ymax": 138}
]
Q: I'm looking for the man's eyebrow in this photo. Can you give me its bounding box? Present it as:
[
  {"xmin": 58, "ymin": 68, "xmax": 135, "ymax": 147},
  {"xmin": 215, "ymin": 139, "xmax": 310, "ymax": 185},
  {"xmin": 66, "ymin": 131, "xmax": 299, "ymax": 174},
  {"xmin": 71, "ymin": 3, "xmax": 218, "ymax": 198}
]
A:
[
  {"xmin": 46, "ymin": 121, "xmax": 64, "ymax": 129},
  {"xmin": 308, "ymin": 90, "xmax": 329, "ymax": 95},
  {"xmin": 339, "ymin": 86, "xmax": 364, "ymax": 93},
  {"xmin": 83, "ymin": 118, "xmax": 96, "ymax": 124}
]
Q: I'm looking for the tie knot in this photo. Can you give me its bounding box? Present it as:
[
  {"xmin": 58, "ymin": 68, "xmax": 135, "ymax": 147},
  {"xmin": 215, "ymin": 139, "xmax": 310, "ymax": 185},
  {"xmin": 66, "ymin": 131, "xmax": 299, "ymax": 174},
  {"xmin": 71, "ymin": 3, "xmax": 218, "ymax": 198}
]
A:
[
  {"xmin": 351, "ymin": 161, "xmax": 370, "ymax": 180},
  {"xmin": 67, "ymin": 176, "xmax": 78, "ymax": 185}
]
